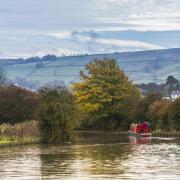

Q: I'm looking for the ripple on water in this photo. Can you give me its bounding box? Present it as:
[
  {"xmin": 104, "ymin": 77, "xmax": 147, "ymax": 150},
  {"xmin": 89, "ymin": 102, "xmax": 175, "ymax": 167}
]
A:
[{"xmin": 0, "ymin": 140, "xmax": 180, "ymax": 180}]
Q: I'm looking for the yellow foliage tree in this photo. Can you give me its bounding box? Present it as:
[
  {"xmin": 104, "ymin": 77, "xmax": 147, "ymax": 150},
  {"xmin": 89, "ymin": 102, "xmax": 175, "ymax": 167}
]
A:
[{"xmin": 73, "ymin": 58, "xmax": 140, "ymax": 130}]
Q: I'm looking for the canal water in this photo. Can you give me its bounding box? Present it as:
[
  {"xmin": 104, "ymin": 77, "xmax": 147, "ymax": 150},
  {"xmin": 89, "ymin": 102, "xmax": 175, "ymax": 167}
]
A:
[{"xmin": 0, "ymin": 137, "xmax": 180, "ymax": 180}]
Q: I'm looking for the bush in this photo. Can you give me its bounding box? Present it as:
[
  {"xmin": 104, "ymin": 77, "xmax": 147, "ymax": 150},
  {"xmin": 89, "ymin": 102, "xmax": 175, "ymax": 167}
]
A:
[
  {"xmin": 0, "ymin": 121, "xmax": 39, "ymax": 145},
  {"xmin": 38, "ymin": 86, "xmax": 78, "ymax": 143}
]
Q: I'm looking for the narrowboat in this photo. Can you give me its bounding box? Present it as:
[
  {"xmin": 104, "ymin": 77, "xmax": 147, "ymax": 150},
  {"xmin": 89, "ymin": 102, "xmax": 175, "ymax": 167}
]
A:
[{"xmin": 128, "ymin": 123, "xmax": 152, "ymax": 137}]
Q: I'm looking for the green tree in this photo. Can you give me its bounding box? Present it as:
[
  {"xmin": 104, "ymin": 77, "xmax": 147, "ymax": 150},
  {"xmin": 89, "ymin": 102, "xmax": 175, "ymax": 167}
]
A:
[
  {"xmin": 166, "ymin": 76, "xmax": 180, "ymax": 94},
  {"xmin": 131, "ymin": 93, "xmax": 162, "ymax": 124},
  {"xmin": 168, "ymin": 98, "xmax": 180, "ymax": 131},
  {"xmin": 38, "ymin": 86, "xmax": 78, "ymax": 143},
  {"xmin": 148, "ymin": 100, "xmax": 171, "ymax": 130},
  {"xmin": 166, "ymin": 76, "xmax": 179, "ymax": 85},
  {"xmin": 73, "ymin": 58, "xmax": 140, "ymax": 130}
]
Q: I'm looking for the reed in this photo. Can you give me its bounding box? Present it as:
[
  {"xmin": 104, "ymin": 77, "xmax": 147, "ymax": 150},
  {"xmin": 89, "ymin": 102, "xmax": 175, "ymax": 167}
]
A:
[{"xmin": 0, "ymin": 120, "xmax": 40, "ymax": 146}]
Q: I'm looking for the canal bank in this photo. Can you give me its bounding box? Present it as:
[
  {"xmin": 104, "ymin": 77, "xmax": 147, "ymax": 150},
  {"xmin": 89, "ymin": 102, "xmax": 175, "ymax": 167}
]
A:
[
  {"xmin": 77, "ymin": 131, "xmax": 180, "ymax": 138},
  {"xmin": 1, "ymin": 130, "xmax": 180, "ymax": 147},
  {"xmin": 0, "ymin": 121, "xmax": 40, "ymax": 147}
]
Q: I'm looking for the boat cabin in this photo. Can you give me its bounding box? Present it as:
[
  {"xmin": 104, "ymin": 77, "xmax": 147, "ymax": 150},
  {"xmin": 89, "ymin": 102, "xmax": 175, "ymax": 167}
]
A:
[{"xmin": 128, "ymin": 122, "xmax": 152, "ymax": 137}]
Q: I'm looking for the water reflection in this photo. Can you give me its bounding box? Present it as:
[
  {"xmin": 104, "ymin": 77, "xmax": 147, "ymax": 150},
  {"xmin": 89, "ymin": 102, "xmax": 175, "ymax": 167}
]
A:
[
  {"xmin": 121, "ymin": 143, "xmax": 180, "ymax": 179},
  {"xmin": 40, "ymin": 140, "xmax": 132, "ymax": 179},
  {"xmin": 0, "ymin": 146, "xmax": 41, "ymax": 179},
  {"xmin": 129, "ymin": 136, "xmax": 152, "ymax": 145},
  {"xmin": 0, "ymin": 138, "xmax": 180, "ymax": 179},
  {"xmin": 40, "ymin": 145, "xmax": 76, "ymax": 178}
]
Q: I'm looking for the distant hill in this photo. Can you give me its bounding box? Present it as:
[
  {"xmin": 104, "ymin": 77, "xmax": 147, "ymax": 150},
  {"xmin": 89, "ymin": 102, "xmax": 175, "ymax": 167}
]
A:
[{"xmin": 1, "ymin": 48, "xmax": 180, "ymax": 89}]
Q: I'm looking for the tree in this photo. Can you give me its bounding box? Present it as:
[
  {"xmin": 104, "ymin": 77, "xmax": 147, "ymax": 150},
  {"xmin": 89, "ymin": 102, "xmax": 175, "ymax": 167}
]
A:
[
  {"xmin": 166, "ymin": 76, "xmax": 179, "ymax": 85},
  {"xmin": 0, "ymin": 85, "xmax": 40, "ymax": 124},
  {"xmin": 131, "ymin": 93, "xmax": 162, "ymax": 124},
  {"xmin": 38, "ymin": 86, "xmax": 78, "ymax": 143},
  {"xmin": 168, "ymin": 98, "xmax": 180, "ymax": 131},
  {"xmin": 148, "ymin": 100, "xmax": 171, "ymax": 130},
  {"xmin": 73, "ymin": 58, "xmax": 140, "ymax": 130},
  {"xmin": 166, "ymin": 76, "xmax": 179, "ymax": 94}
]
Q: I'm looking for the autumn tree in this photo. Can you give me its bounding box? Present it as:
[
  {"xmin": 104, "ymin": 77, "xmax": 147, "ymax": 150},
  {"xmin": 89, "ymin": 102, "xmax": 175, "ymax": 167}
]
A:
[
  {"xmin": 168, "ymin": 98, "xmax": 180, "ymax": 131},
  {"xmin": 73, "ymin": 59, "xmax": 140, "ymax": 130},
  {"xmin": 0, "ymin": 85, "xmax": 40, "ymax": 124},
  {"xmin": 38, "ymin": 86, "xmax": 78, "ymax": 143},
  {"xmin": 131, "ymin": 92, "xmax": 162, "ymax": 124},
  {"xmin": 148, "ymin": 100, "xmax": 171, "ymax": 130}
]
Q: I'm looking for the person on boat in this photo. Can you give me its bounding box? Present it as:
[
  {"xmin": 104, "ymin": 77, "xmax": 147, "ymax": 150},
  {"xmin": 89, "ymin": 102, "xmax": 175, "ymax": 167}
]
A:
[
  {"xmin": 131, "ymin": 123, "xmax": 134, "ymax": 131},
  {"xmin": 137, "ymin": 122, "xmax": 142, "ymax": 134},
  {"xmin": 146, "ymin": 121, "xmax": 150, "ymax": 128},
  {"xmin": 142, "ymin": 121, "xmax": 150, "ymax": 133},
  {"xmin": 146, "ymin": 121, "xmax": 151, "ymax": 132}
]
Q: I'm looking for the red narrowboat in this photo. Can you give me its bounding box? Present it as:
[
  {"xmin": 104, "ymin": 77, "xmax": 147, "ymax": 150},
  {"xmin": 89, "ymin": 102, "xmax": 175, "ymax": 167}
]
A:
[{"xmin": 128, "ymin": 123, "xmax": 152, "ymax": 137}]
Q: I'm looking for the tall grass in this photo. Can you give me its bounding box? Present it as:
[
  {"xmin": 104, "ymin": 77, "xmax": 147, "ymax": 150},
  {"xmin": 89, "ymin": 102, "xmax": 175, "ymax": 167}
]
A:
[{"xmin": 0, "ymin": 120, "xmax": 40, "ymax": 146}]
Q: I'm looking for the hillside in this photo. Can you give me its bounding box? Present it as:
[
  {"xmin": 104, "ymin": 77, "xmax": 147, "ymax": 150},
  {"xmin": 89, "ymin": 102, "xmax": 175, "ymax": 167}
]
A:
[{"xmin": 1, "ymin": 48, "xmax": 180, "ymax": 89}]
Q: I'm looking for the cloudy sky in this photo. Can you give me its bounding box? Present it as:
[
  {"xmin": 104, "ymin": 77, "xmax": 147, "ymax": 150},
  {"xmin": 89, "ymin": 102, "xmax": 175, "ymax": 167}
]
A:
[{"xmin": 1, "ymin": 0, "xmax": 180, "ymax": 58}]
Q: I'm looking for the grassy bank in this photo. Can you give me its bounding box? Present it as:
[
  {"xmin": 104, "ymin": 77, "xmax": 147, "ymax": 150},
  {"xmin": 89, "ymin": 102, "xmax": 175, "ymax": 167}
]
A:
[{"xmin": 0, "ymin": 121, "xmax": 40, "ymax": 146}]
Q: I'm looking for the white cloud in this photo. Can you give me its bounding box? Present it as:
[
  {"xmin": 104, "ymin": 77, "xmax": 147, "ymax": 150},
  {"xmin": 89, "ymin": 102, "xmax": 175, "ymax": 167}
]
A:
[
  {"xmin": 91, "ymin": 0, "xmax": 180, "ymax": 31},
  {"xmin": 66, "ymin": 31, "xmax": 163, "ymax": 50},
  {"xmin": 42, "ymin": 30, "xmax": 165, "ymax": 55},
  {"xmin": 95, "ymin": 38, "xmax": 163, "ymax": 50},
  {"xmin": 33, "ymin": 48, "xmax": 80, "ymax": 57},
  {"xmin": 55, "ymin": 48, "xmax": 79, "ymax": 56},
  {"xmin": 2, "ymin": 0, "xmax": 180, "ymax": 32},
  {"xmin": 0, "ymin": 48, "xmax": 79, "ymax": 59},
  {"xmin": 48, "ymin": 31, "xmax": 71, "ymax": 39},
  {"xmin": 1, "ymin": 0, "xmax": 180, "ymax": 57}
]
